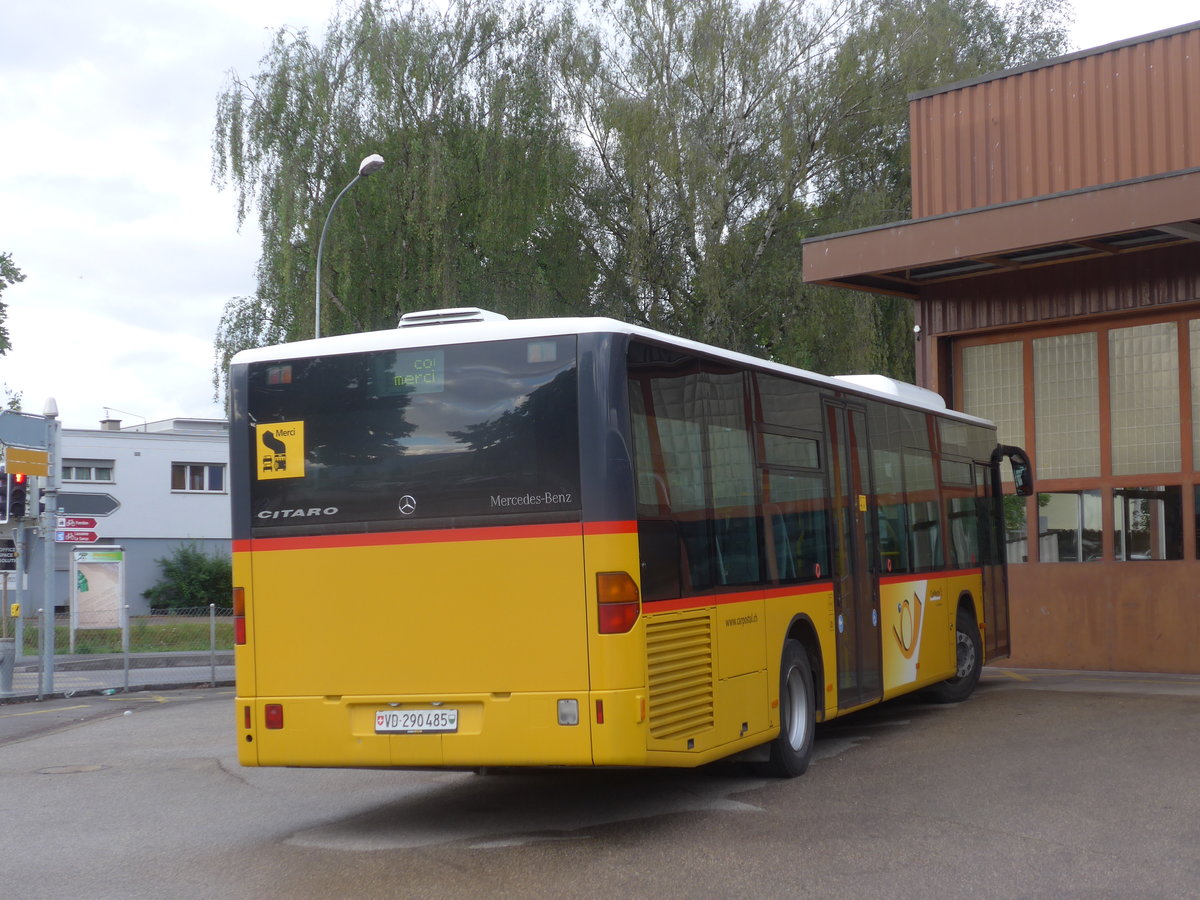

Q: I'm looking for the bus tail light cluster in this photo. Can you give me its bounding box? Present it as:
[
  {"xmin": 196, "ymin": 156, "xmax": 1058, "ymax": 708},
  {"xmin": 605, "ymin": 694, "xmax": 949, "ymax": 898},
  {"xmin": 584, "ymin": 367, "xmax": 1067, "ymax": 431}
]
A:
[
  {"xmin": 233, "ymin": 587, "xmax": 246, "ymax": 645},
  {"xmin": 596, "ymin": 572, "xmax": 640, "ymax": 634}
]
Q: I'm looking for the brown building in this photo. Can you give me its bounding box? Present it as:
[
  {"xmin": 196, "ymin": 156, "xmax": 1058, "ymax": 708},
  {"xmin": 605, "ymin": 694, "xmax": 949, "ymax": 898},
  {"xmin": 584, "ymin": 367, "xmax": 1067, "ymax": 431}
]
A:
[{"xmin": 803, "ymin": 22, "xmax": 1200, "ymax": 673}]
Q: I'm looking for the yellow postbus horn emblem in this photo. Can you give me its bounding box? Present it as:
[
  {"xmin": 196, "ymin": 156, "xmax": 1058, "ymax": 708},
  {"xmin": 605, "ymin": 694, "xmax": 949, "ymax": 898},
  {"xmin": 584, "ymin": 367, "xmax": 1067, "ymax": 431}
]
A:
[{"xmin": 893, "ymin": 592, "xmax": 923, "ymax": 659}]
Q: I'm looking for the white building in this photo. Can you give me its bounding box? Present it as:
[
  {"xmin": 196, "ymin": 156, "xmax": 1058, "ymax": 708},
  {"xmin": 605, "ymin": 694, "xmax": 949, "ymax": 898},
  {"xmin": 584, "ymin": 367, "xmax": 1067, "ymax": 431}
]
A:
[{"xmin": 20, "ymin": 417, "xmax": 230, "ymax": 614}]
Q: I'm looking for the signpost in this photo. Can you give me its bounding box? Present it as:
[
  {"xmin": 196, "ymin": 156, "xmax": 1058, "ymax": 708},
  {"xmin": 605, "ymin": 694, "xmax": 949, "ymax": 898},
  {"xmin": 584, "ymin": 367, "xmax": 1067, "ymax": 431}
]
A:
[
  {"xmin": 0, "ymin": 411, "xmax": 50, "ymax": 449},
  {"xmin": 56, "ymin": 516, "xmax": 100, "ymax": 543},
  {"xmin": 57, "ymin": 531, "xmax": 98, "ymax": 544},
  {"xmin": 58, "ymin": 516, "xmax": 98, "ymax": 530},
  {"xmin": 4, "ymin": 446, "xmax": 49, "ymax": 477},
  {"xmin": 55, "ymin": 492, "xmax": 121, "ymax": 517}
]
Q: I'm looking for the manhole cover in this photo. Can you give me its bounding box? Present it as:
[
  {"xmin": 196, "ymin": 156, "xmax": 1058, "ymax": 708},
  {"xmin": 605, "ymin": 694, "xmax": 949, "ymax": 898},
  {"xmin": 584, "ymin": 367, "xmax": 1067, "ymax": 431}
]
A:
[{"xmin": 37, "ymin": 765, "xmax": 108, "ymax": 775}]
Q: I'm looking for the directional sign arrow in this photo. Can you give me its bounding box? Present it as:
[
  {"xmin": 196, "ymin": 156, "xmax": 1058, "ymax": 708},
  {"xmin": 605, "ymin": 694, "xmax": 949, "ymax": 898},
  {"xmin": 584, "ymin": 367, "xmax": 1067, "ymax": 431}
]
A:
[
  {"xmin": 56, "ymin": 530, "xmax": 98, "ymax": 543},
  {"xmin": 55, "ymin": 493, "xmax": 121, "ymax": 517},
  {"xmin": 57, "ymin": 516, "xmax": 98, "ymax": 530}
]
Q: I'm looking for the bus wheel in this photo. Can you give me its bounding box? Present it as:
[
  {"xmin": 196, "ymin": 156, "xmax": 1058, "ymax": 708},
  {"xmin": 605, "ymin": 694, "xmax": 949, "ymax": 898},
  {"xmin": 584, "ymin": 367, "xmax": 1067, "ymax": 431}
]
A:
[
  {"xmin": 766, "ymin": 639, "xmax": 815, "ymax": 778},
  {"xmin": 927, "ymin": 607, "xmax": 983, "ymax": 704}
]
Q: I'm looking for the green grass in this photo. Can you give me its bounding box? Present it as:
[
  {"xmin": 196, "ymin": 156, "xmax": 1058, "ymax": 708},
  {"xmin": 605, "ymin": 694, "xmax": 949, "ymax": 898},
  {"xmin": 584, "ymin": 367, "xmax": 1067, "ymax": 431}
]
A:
[{"xmin": 18, "ymin": 618, "xmax": 234, "ymax": 656}]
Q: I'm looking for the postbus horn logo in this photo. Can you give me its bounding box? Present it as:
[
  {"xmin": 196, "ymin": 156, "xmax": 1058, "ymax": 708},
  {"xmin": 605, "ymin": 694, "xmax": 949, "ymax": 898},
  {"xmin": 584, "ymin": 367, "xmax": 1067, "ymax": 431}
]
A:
[{"xmin": 893, "ymin": 593, "xmax": 923, "ymax": 659}]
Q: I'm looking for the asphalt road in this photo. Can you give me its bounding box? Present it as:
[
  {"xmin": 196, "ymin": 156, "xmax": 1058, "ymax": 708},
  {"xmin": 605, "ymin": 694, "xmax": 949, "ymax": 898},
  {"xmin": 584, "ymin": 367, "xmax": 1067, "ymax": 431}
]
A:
[{"xmin": 1, "ymin": 669, "xmax": 1198, "ymax": 899}]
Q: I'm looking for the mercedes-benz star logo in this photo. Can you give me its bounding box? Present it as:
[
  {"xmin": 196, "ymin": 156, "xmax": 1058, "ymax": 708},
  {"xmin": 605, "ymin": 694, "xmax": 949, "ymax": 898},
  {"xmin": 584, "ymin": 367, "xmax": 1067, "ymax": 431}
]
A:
[{"xmin": 398, "ymin": 495, "xmax": 417, "ymax": 516}]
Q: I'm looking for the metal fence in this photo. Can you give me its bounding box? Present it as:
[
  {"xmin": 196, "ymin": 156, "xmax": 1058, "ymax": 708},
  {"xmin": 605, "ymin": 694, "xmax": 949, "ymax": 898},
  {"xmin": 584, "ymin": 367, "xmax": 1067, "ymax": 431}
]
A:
[{"xmin": 0, "ymin": 604, "xmax": 234, "ymax": 700}]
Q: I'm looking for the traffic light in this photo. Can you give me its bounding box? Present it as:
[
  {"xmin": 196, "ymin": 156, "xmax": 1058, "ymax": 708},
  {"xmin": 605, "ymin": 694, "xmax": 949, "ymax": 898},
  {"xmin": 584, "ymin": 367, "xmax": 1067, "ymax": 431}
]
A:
[
  {"xmin": 9, "ymin": 473, "xmax": 27, "ymax": 519},
  {"xmin": 0, "ymin": 468, "xmax": 7, "ymax": 523}
]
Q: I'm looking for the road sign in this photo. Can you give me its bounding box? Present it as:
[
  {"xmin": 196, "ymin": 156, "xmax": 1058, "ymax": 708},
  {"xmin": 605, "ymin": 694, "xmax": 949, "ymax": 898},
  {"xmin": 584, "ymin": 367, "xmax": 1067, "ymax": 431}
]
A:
[
  {"xmin": 0, "ymin": 411, "xmax": 49, "ymax": 449},
  {"xmin": 55, "ymin": 493, "xmax": 121, "ymax": 517},
  {"xmin": 0, "ymin": 539, "xmax": 14, "ymax": 572},
  {"xmin": 56, "ymin": 530, "xmax": 98, "ymax": 543},
  {"xmin": 4, "ymin": 446, "xmax": 49, "ymax": 476},
  {"xmin": 57, "ymin": 516, "xmax": 98, "ymax": 530}
]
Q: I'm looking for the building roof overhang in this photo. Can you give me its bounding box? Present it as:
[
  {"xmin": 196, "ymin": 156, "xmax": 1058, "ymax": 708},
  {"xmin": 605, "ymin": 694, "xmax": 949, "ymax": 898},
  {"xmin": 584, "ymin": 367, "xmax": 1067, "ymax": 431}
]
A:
[{"xmin": 802, "ymin": 168, "xmax": 1200, "ymax": 298}]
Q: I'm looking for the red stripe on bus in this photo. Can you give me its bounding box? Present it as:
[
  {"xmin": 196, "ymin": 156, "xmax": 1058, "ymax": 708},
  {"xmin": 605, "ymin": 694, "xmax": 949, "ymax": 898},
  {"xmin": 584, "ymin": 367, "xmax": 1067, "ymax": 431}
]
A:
[
  {"xmin": 878, "ymin": 568, "xmax": 982, "ymax": 586},
  {"xmin": 233, "ymin": 520, "xmax": 637, "ymax": 553},
  {"xmin": 646, "ymin": 582, "xmax": 832, "ymax": 613},
  {"xmin": 583, "ymin": 520, "xmax": 639, "ymax": 535}
]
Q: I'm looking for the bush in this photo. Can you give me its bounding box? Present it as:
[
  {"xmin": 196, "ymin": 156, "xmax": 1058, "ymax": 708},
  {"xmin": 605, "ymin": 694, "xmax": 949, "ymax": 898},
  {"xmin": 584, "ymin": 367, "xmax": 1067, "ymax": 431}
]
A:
[{"xmin": 141, "ymin": 543, "xmax": 232, "ymax": 611}]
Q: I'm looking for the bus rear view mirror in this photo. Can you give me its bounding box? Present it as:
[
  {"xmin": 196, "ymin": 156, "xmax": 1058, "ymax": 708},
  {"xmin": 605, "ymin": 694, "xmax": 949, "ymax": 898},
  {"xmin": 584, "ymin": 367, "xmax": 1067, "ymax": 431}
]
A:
[{"xmin": 992, "ymin": 445, "xmax": 1034, "ymax": 497}]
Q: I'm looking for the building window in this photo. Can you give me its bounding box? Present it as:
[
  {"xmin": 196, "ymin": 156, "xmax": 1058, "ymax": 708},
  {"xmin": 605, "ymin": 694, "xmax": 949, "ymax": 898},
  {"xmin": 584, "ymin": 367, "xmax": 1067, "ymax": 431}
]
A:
[
  {"xmin": 1110, "ymin": 322, "xmax": 1179, "ymax": 475},
  {"xmin": 1037, "ymin": 491, "xmax": 1102, "ymax": 562},
  {"xmin": 1033, "ymin": 332, "xmax": 1100, "ymax": 479},
  {"xmin": 1002, "ymin": 495, "xmax": 1029, "ymax": 564},
  {"xmin": 1193, "ymin": 487, "xmax": 1200, "ymax": 560},
  {"xmin": 1114, "ymin": 486, "xmax": 1182, "ymax": 560},
  {"xmin": 1189, "ymin": 320, "xmax": 1200, "ymax": 471},
  {"xmin": 63, "ymin": 459, "xmax": 114, "ymax": 482},
  {"xmin": 171, "ymin": 463, "xmax": 225, "ymax": 493},
  {"xmin": 962, "ymin": 341, "xmax": 1025, "ymax": 450}
]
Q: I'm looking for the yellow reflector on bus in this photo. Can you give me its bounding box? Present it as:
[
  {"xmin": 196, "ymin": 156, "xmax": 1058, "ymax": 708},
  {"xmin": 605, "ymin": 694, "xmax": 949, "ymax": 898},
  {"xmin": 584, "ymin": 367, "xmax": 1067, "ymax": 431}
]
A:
[{"xmin": 596, "ymin": 572, "xmax": 640, "ymax": 634}]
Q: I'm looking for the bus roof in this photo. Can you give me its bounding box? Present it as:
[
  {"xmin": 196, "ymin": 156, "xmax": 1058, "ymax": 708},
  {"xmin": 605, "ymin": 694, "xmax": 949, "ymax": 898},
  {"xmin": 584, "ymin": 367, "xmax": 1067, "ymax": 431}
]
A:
[{"xmin": 230, "ymin": 310, "xmax": 992, "ymax": 427}]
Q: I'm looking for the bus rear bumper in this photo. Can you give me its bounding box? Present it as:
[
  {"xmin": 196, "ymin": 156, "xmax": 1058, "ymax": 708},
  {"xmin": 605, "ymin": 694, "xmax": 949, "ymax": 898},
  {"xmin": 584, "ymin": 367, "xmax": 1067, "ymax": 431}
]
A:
[{"xmin": 237, "ymin": 689, "xmax": 647, "ymax": 769}]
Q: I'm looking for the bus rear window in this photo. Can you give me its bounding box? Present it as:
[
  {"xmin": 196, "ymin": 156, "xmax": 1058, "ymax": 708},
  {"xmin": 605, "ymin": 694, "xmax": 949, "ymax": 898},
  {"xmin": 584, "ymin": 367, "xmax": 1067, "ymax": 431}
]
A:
[{"xmin": 247, "ymin": 337, "xmax": 580, "ymax": 530}]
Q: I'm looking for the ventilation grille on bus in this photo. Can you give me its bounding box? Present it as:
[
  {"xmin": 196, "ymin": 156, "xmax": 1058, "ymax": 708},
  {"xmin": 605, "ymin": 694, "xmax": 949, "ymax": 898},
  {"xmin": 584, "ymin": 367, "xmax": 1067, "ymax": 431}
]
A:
[
  {"xmin": 646, "ymin": 613, "xmax": 715, "ymax": 741},
  {"xmin": 397, "ymin": 307, "xmax": 509, "ymax": 328}
]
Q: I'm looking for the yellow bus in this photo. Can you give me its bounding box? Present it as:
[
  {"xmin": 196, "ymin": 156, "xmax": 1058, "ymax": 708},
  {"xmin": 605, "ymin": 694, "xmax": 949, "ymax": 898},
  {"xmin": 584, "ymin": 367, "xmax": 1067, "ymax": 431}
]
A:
[{"xmin": 230, "ymin": 308, "xmax": 1032, "ymax": 777}]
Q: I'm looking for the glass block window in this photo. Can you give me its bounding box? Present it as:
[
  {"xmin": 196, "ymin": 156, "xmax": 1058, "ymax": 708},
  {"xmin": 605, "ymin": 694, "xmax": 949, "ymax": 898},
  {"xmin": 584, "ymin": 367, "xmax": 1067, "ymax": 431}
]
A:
[
  {"xmin": 962, "ymin": 341, "xmax": 1025, "ymax": 449},
  {"xmin": 1033, "ymin": 333, "xmax": 1100, "ymax": 479},
  {"xmin": 1110, "ymin": 322, "xmax": 1180, "ymax": 476}
]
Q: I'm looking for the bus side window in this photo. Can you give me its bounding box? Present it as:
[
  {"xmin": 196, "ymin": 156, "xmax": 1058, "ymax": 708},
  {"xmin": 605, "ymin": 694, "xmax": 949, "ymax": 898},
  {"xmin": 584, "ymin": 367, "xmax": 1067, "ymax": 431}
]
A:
[
  {"xmin": 876, "ymin": 503, "xmax": 907, "ymax": 573},
  {"xmin": 766, "ymin": 471, "xmax": 830, "ymax": 583},
  {"xmin": 909, "ymin": 502, "xmax": 941, "ymax": 570}
]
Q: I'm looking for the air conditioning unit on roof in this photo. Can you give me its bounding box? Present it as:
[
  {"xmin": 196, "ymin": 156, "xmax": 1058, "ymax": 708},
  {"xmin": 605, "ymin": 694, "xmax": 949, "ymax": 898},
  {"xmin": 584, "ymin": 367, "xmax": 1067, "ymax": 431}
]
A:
[{"xmin": 397, "ymin": 308, "xmax": 509, "ymax": 328}]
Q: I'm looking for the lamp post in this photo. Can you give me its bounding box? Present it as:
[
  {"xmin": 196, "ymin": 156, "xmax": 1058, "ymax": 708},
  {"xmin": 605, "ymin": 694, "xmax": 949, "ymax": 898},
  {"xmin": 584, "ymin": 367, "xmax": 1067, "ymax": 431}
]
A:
[
  {"xmin": 314, "ymin": 153, "xmax": 385, "ymax": 339},
  {"xmin": 39, "ymin": 397, "xmax": 59, "ymax": 699}
]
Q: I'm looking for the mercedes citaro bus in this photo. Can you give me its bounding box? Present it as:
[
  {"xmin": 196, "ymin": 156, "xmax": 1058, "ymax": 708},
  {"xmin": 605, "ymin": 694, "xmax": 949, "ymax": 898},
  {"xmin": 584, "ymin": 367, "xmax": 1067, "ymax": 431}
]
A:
[{"xmin": 229, "ymin": 308, "xmax": 1032, "ymax": 777}]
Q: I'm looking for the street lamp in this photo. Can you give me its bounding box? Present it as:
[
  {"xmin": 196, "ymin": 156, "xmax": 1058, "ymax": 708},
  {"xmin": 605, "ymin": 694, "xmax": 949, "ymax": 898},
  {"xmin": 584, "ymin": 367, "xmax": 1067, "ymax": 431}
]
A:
[{"xmin": 314, "ymin": 153, "xmax": 385, "ymax": 339}]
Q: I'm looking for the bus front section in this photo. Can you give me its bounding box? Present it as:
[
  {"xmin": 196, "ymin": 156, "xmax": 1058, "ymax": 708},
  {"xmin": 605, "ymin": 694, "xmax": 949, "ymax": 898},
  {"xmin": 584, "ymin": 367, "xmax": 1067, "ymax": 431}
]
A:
[{"xmin": 230, "ymin": 329, "xmax": 641, "ymax": 770}]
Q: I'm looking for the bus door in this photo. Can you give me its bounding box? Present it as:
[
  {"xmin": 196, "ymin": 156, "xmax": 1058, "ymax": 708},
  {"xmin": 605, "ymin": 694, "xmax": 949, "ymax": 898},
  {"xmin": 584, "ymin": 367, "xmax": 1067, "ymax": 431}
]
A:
[
  {"xmin": 825, "ymin": 402, "xmax": 883, "ymax": 709},
  {"xmin": 976, "ymin": 461, "xmax": 1011, "ymax": 660}
]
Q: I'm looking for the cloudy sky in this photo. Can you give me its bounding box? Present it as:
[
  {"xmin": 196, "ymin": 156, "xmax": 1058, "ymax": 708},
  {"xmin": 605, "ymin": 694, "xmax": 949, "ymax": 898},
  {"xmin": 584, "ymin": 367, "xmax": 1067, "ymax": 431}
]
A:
[{"xmin": 2, "ymin": 1, "xmax": 1197, "ymax": 430}]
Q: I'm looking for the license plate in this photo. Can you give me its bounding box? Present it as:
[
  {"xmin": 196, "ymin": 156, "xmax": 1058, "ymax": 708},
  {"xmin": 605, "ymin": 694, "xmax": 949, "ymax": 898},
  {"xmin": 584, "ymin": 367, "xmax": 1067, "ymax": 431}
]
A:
[{"xmin": 375, "ymin": 708, "xmax": 458, "ymax": 734}]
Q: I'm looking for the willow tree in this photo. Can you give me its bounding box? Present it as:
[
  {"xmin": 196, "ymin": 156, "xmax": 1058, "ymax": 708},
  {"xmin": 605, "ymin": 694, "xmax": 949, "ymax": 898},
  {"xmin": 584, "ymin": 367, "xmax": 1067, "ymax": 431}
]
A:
[
  {"xmin": 554, "ymin": 0, "xmax": 862, "ymax": 354},
  {"xmin": 211, "ymin": 0, "xmax": 591, "ymax": 394},
  {"xmin": 556, "ymin": 0, "xmax": 1069, "ymax": 375},
  {"xmin": 213, "ymin": 0, "xmax": 1070, "ymax": 395}
]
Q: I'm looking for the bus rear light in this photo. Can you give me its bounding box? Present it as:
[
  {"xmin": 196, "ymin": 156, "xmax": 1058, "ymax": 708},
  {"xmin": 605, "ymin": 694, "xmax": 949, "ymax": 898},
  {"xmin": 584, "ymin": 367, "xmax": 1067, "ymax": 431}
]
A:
[
  {"xmin": 264, "ymin": 704, "xmax": 284, "ymax": 729},
  {"xmin": 595, "ymin": 699, "xmax": 605, "ymax": 725},
  {"xmin": 243, "ymin": 705, "xmax": 252, "ymax": 729},
  {"xmin": 233, "ymin": 587, "xmax": 246, "ymax": 645},
  {"xmin": 596, "ymin": 572, "xmax": 640, "ymax": 634}
]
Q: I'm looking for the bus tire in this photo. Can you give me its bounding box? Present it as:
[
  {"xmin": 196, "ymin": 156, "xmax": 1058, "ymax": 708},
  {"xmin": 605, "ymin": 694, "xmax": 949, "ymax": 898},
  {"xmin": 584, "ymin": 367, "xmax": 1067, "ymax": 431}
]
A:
[
  {"xmin": 765, "ymin": 639, "xmax": 816, "ymax": 778},
  {"xmin": 927, "ymin": 607, "xmax": 983, "ymax": 704}
]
